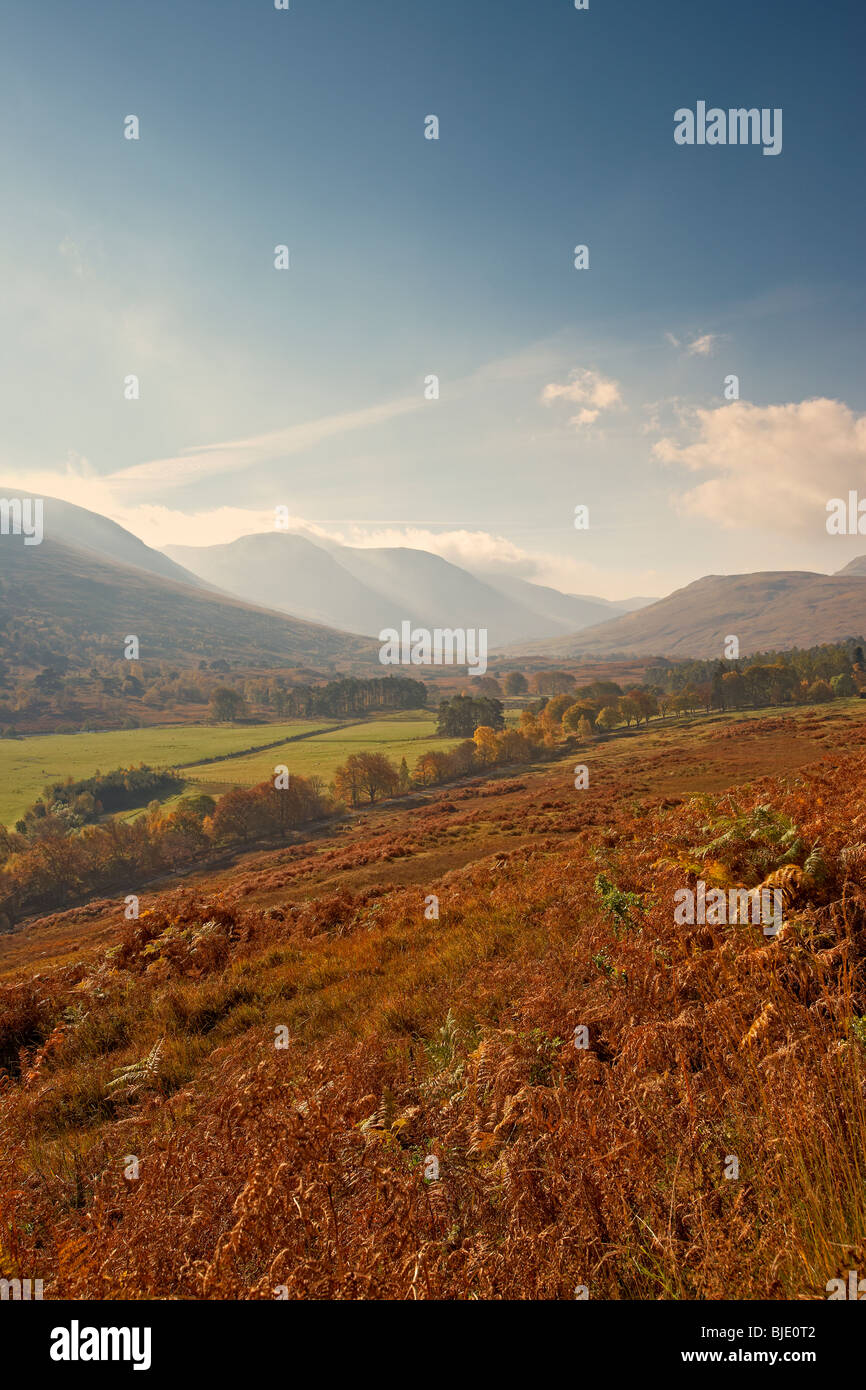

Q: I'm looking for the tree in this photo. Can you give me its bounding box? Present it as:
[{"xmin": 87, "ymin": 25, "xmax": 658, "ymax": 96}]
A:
[
  {"xmin": 617, "ymin": 696, "xmax": 639, "ymax": 727},
  {"xmin": 496, "ymin": 729, "xmax": 532, "ymax": 763},
  {"xmin": 831, "ymin": 672, "xmax": 856, "ymax": 697},
  {"xmin": 472, "ymin": 675, "xmax": 503, "ymax": 697},
  {"xmin": 437, "ymin": 694, "xmax": 504, "ymax": 738},
  {"xmin": 721, "ymin": 671, "xmax": 747, "ymax": 708},
  {"xmin": 695, "ymin": 682, "xmax": 714, "ymax": 714},
  {"xmin": 806, "ymin": 679, "xmax": 833, "ymax": 704},
  {"xmin": 473, "ymin": 726, "xmax": 499, "ymax": 765},
  {"xmin": 334, "ymin": 752, "xmax": 399, "ymax": 806},
  {"xmin": 575, "ymin": 680, "xmax": 623, "ymax": 703},
  {"xmin": 577, "ymin": 716, "xmax": 594, "ymax": 742},
  {"xmin": 414, "ymin": 750, "xmax": 453, "ymax": 785},
  {"xmin": 596, "ymin": 706, "xmax": 620, "ymax": 733},
  {"xmin": 209, "ymin": 686, "xmax": 246, "ymax": 722},
  {"xmin": 532, "ymin": 670, "xmax": 576, "ymax": 696},
  {"xmin": 540, "ymin": 693, "xmax": 573, "ymax": 735},
  {"xmin": 209, "ymin": 785, "xmax": 273, "ymax": 842},
  {"xmin": 562, "ymin": 702, "xmax": 584, "ymax": 733},
  {"xmin": 175, "ymin": 794, "xmax": 216, "ymax": 821},
  {"xmin": 503, "ymin": 671, "xmax": 528, "ymax": 696},
  {"xmin": 628, "ymin": 688, "xmax": 658, "ymax": 724},
  {"xmin": 519, "ymin": 709, "xmax": 544, "ymax": 745},
  {"xmin": 449, "ymin": 740, "xmax": 478, "ymax": 776}
]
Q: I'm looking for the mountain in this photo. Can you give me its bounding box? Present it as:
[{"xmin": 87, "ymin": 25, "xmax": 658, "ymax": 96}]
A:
[
  {"xmin": 0, "ymin": 487, "xmax": 204, "ymax": 589},
  {"xmin": 167, "ymin": 533, "xmax": 386, "ymax": 635},
  {"xmin": 165, "ymin": 533, "xmax": 636, "ymax": 647},
  {"xmin": 596, "ymin": 595, "xmax": 658, "ymax": 614},
  {"xmin": 835, "ymin": 555, "xmax": 866, "ymax": 577},
  {"xmin": 0, "ymin": 533, "xmax": 375, "ymax": 673},
  {"xmin": 479, "ymin": 574, "xmax": 623, "ymax": 632},
  {"xmin": 504, "ymin": 571, "xmax": 866, "ymax": 660}
]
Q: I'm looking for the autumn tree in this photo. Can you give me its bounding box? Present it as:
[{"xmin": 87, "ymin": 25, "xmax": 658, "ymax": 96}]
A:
[
  {"xmin": 519, "ymin": 709, "xmax": 544, "ymax": 745},
  {"xmin": 721, "ymin": 671, "xmax": 747, "ymax": 708},
  {"xmin": 473, "ymin": 725, "xmax": 499, "ymax": 765},
  {"xmin": 540, "ymin": 693, "xmax": 573, "ymax": 735},
  {"xmin": 596, "ymin": 705, "xmax": 620, "ymax": 733},
  {"xmin": 334, "ymin": 752, "xmax": 399, "ymax": 806},
  {"xmin": 414, "ymin": 750, "xmax": 453, "ymax": 785},
  {"xmin": 209, "ymin": 686, "xmax": 246, "ymax": 722},
  {"xmin": 449, "ymin": 740, "xmax": 478, "ymax": 776},
  {"xmin": 806, "ymin": 679, "xmax": 833, "ymax": 703},
  {"xmin": 532, "ymin": 670, "xmax": 576, "ymax": 696},
  {"xmin": 627, "ymin": 688, "xmax": 658, "ymax": 724},
  {"xmin": 831, "ymin": 672, "xmax": 856, "ymax": 697},
  {"xmin": 562, "ymin": 702, "xmax": 597, "ymax": 733},
  {"xmin": 496, "ymin": 728, "xmax": 531, "ymax": 763},
  {"xmin": 503, "ymin": 671, "xmax": 529, "ymax": 696},
  {"xmin": 617, "ymin": 695, "xmax": 640, "ymax": 727}
]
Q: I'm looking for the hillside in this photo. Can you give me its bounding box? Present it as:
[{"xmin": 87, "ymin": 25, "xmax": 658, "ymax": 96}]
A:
[
  {"xmin": 0, "ymin": 534, "xmax": 376, "ymax": 673},
  {"xmin": 479, "ymin": 572, "xmax": 628, "ymax": 632},
  {"xmin": 507, "ymin": 571, "xmax": 866, "ymax": 659},
  {"xmin": 2, "ymin": 702, "xmax": 865, "ymax": 1300},
  {"xmin": 0, "ymin": 487, "xmax": 204, "ymax": 588},
  {"xmin": 165, "ymin": 533, "xmax": 634, "ymax": 647}
]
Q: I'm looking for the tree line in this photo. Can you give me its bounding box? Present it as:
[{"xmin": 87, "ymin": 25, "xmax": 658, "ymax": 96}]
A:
[
  {"xmin": 15, "ymin": 766, "xmax": 184, "ymax": 835},
  {"xmin": 645, "ymin": 639, "xmax": 865, "ymax": 700},
  {"xmin": 0, "ymin": 775, "xmax": 329, "ymax": 930}
]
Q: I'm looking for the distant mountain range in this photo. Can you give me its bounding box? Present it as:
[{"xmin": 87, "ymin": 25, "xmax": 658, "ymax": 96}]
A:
[
  {"xmin": 506, "ymin": 569, "xmax": 866, "ymax": 660},
  {"xmin": 5, "ymin": 489, "xmax": 866, "ymax": 667},
  {"xmin": 164, "ymin": 532, "xmax": 653, "ymax": 647}
]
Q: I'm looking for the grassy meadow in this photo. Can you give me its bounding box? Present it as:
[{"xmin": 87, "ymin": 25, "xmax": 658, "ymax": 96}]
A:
[
  {"xmin": 0, "ymin": 720, "xmax": 337, "ymax": 826},
  {"xmin": 0, "ymin": 708, "xmax": 465, "ymax": 827},
  {"xmin": 182, "ymin": 711, "xmax": 461, "ymax": 796},
  {"xmin": 3, "ymin": 698, "xmax": 862, "ymax": 829}
]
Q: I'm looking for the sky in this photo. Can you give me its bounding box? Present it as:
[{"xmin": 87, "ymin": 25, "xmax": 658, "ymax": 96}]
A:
[{"xmin": 1, "ymin": 0, "xmax": 865, "ymax": 601}]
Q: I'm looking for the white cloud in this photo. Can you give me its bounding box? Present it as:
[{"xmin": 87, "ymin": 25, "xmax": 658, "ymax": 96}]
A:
[
  {"xmin": 665, "ymin": 331, "xmax": 719, "ymax": 356},
  {"xmin": 686, "ymin": 333, "xmax": 718, "ymax": 357},
  {"xmin": 654, "ymin": 397, "xmax": 866, "ymax": 530},
  {"xmin": 541, "ymin": 368, "xmax": 622, "ymax": 429}
]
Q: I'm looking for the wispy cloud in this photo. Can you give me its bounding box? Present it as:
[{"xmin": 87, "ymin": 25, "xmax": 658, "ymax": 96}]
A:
[
  {"xmin": 110, "ymin": 396, "xmax": 425, "ymax": 493},
  {"xmin": 686, "ymin": 333, "xmax": 718, "ymax": 357},
  {"xmin": 665, "ymin": 330, "xmax": 719, "ymax": 356}
]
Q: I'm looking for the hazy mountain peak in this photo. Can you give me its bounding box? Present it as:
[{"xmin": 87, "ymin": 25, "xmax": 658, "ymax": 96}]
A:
[{"xmin": 164, "ymin": 530, "xmax": 637, "ymax": 648}]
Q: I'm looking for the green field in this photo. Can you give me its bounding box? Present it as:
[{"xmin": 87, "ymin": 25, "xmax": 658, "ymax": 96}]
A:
[
  {"xmin": 0, "ymin": 721, "xmax": 337, "ymax": 826},
  {"xmin": 183, "ymin": 712, "xmax": 460, "ymax": 795}
]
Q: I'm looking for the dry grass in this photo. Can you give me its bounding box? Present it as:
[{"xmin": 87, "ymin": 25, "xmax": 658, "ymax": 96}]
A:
[{"xmin": 2, "ymin": 710, "xmax": 866, "ymax": 1299}]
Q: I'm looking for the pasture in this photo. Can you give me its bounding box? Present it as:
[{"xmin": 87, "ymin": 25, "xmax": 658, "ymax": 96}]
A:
[
  {"xmin": 0, "ymin": 720, "xmax": 337, "ymax": 825},
  {"xmin": 182, "ymin": 711, "xmax": 461, "ymax": 794}
]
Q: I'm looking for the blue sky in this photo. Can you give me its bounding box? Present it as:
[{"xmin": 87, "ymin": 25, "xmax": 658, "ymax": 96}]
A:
[{"xmin": 1, "ymin": 0, "xmax": 865, "ymax": 598}]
